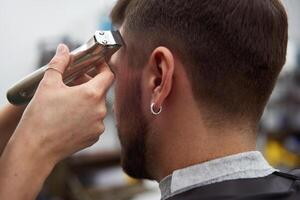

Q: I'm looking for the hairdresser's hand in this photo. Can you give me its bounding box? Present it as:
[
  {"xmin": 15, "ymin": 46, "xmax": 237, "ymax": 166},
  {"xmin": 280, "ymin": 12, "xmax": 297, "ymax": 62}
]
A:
[
  {"xmin": 12, "ymin": 43, "xmax": 114, "ymax": 164},
  {"xmin": 0, "ymin": 44, "xmax": 114, "ymax": 200},
  {"xmin": 0, "ymin": 62, "xmax": 93, "ymax": 156}
]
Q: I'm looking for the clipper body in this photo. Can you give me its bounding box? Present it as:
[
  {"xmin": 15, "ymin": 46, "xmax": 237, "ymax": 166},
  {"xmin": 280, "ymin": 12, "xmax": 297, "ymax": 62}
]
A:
[{"xmin": 7, "ymin": 31, "xmax": 123, "ymax": 105}]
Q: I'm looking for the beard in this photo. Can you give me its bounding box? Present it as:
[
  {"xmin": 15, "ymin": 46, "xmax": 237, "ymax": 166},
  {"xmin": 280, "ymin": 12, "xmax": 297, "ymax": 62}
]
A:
[{"xmin": 117, "ymin": 79, "xmax": 154, "ymax": 180}]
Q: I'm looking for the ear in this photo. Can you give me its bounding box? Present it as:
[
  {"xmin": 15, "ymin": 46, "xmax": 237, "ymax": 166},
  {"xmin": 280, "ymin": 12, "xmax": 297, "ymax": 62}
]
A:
[{"xmin": 146, "ymin": 47, "xmax": 175, "ymax": 113}]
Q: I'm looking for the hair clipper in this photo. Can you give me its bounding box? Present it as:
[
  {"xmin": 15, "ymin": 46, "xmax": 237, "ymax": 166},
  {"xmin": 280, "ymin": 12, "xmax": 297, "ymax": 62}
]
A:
[{"xmin": 7, "ymin": 30, "xmax": 123, "ymax": 105}]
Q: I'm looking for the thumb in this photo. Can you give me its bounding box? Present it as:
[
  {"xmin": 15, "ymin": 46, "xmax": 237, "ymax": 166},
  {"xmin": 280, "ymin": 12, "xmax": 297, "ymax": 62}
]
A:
[{"xmin": 44, "ymin": 44, "xmax": 70, "ymax": 83}]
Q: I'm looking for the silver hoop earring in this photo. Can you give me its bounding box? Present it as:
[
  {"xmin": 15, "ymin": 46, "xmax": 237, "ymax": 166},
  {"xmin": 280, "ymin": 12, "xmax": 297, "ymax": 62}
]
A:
[{"xmin": 151, "ymin": 103, "xmax": 162, "ymax": 115}]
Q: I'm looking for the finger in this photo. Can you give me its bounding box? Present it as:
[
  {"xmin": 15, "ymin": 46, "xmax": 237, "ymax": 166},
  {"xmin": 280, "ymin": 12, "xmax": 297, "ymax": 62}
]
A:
[
  {"xmin": 68, "ymin": 74, "xmax": 92, "ymax": 86},
  {"xmin": 84, "ymin": 63, "xmax": 115, "ymax": 94},
  {"xmin": 44, "ymin": 44, "xmax": 70, "ymax": 83},
  {"xmin": 85, "ymin": 136, "xmax": 101, "ymax": 148}
]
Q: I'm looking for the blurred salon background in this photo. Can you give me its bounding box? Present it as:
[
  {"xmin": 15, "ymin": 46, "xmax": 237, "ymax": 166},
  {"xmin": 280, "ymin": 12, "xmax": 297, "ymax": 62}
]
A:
[{"xmin": 0, "ymin": 0, "xmax": 300, "ymax": 200}]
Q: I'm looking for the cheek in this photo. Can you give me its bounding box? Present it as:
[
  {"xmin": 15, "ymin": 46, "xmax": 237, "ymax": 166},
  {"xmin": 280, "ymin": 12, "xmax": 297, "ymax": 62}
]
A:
[
  {"xmin": 113, "ymin": 60, "xmax": 144, "ymax": 119},
  {"xmin": 113, "ymin": 75, "xmax": 129, "ymax": 121},
  {"xmin": 113, "ymin": 81, "xmax": 122, "ymax": 122}
]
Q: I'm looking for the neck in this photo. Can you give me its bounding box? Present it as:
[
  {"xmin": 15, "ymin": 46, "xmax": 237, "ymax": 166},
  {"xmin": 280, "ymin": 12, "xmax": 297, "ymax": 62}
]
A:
[
  {"xmin": 147, "ymin": 101, "xmax": 257, "ymax": 181},
  {"xmin": 145, "ymin": 64, "xmax": 257, "ymax": 181}
]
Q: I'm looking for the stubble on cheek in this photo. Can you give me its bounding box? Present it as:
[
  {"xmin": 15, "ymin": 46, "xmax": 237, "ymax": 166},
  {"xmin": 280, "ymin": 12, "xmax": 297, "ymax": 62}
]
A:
[{"xmin": 115, "ymin": 74, "xmax": 154, "ymax": 180}]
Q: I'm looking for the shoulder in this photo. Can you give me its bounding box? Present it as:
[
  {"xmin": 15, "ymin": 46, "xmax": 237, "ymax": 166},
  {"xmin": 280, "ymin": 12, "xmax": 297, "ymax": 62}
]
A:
[
  {"xmin": 273, "ymin": 169, "xmax": 300, "ymax": 181},
  {"xmin": 290, "ymin": 169, "xmax": 300, "ymax": 177},
  {"xmin": 168, "ymin": 170, "xmax": 300, "ymax": 200}
]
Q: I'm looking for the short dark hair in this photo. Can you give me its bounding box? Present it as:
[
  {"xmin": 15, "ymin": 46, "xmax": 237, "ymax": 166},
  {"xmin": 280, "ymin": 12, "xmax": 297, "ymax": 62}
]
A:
[
  {"xmin": 111, "ymin": 0, "xmax": 288, "ymax": 124},
  {"xmin": 110, "ymin": 0, "xmax": 131, "ymax": 28}
]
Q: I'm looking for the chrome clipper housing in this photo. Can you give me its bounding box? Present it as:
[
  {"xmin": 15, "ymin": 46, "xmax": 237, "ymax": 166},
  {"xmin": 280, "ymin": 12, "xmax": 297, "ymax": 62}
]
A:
[{"xmin": 7, "ymin": 30, "xmax": 123, "ymax": 105}]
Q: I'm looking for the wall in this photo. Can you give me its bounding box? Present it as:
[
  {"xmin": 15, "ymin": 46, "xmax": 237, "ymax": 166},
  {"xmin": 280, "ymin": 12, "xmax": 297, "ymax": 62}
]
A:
[{"xmin": 0, "ymin": 0, "xmax": 116, "ymax": 105}]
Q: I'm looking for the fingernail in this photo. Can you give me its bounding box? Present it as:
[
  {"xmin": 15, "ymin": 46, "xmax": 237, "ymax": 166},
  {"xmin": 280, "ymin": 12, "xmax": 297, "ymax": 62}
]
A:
[{"xmin": 56, "ymin": 44, "xmax": 65, "ymax": 55}]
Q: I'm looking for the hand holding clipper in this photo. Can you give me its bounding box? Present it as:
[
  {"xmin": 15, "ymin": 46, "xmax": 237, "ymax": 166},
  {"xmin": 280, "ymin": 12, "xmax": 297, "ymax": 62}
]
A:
[
  {"xmin": 0, "ymin": 45, "xmax": 115, "ymax": 200},
  {"xmin": 7, "ymin": 30, "xmax": 123, "ymax": 105}
]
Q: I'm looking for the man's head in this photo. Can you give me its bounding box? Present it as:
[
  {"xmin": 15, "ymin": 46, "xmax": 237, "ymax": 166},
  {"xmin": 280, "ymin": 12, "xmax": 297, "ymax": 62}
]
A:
[{"xmin": 109, "ymin": 0, "xmax": 288, "ymax": 180}]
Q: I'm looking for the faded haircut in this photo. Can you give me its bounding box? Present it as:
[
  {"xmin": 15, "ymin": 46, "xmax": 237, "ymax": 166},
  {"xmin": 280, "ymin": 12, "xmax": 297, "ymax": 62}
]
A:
[{"xmin": 110, "ymin": 0, "xmax": 288, "ymax": 125}]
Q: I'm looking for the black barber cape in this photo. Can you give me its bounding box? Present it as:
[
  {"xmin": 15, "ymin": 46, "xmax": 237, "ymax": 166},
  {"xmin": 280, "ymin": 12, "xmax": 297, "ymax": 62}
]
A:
[{"xmin": 169, "ymin": 170, "xmax": 300, "ymax": 200}]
